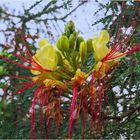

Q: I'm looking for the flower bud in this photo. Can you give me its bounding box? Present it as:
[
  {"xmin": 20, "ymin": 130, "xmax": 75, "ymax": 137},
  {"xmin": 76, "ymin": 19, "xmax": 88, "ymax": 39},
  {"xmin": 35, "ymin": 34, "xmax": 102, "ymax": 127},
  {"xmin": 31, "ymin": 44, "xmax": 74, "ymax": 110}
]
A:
[
  {"xmin": 79, "ymin": 41, "xmax": 87, "ymax": 63},
  {"xmin": 56, "ymin": 35, "xmax": 69, "ymax": 52},
  {"xmin": 86, "ymin": 38, "xmax": 93, "ymax": 53},
  {"xmin": 76, "ymin": 36, "xmax": 84, "ymax": 51},
  {"xmin": 69, "ymin": 34, "xmax": 76, "ymax": 49},
  {"xmin": 56, "ymin": 51, "xmax": 63, "ymax": 66},
  {"xmin": 64, "ymin": 21, "xmax": 75, "ymax": 37}
]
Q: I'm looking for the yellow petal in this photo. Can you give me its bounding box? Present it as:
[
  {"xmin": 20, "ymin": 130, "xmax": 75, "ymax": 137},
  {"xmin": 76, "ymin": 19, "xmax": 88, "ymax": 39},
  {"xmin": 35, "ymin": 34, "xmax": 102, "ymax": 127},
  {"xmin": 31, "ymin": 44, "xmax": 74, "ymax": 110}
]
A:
[
  {"xmin": 31, "ymin": 69, "xmax": 41, "ymax": 75},
  {"xmin": 99, "ymin": 30, "xmax": 110, "ymax": 44},
  {"xmin": 34, "ymin": 44, "xmax": 58, "ymax": 71},
  {"xmin": 38, "ymin": 38, "xmax": 50, "ymax": 48},
  {"xmin": 43, "ymin": 79, "xmax": 65, "ymax": 89},
  {"xmin": 92, "ymin": 31, "xmax": 110, "ymax": 61},
  {"xmin": 93, "ymin": 43, "xmax": 110, "ymax": 61}
]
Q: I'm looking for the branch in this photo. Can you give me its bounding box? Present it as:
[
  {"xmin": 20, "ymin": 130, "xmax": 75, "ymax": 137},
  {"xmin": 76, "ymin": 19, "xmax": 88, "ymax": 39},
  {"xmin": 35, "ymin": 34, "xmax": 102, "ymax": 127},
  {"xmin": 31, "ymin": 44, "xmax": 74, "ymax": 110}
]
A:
[
  {"xmin": 53, "ymin": 1, "xmax": 87, "ymax": 21},
  {"xmin": 25, "ymin": 0, "xmax": 44, "ymax": 13},
  {"xmin": 104, "ymin": 106, "xmax": 140, "ymax": 121},
  {"xmin": 36, "ymin": 1, "xmax": 87, "ymax": 22}
]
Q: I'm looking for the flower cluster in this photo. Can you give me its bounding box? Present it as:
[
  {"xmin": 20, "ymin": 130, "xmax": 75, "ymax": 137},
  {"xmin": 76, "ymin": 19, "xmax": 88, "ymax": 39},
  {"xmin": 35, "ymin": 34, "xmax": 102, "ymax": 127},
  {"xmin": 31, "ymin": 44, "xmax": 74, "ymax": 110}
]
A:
[
  {"xmin": 1, "ymin": 19, "xmax": 139, "ymax": 138},
  {"xmin": 30, "ymin": 21, "xmax": 127, "ymax": 138}
]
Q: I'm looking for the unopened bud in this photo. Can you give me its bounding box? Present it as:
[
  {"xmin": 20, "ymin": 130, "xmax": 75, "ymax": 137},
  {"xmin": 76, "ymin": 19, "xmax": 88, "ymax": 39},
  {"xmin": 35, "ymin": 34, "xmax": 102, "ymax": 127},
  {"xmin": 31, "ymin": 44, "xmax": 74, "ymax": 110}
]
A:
[
  {"xmin": 79, "ymin": 41, "xmax": 87, "ymax": 63},
  {"xmin": 56, "ymin": 51, "xmax": 63, "ymax": 66},
  {"xmin": 76, "ymin": 36, "xmax": 84, "ymax": 51},
  {"xmin": 56, "ymin": 35, "xmax": 69, "ymax": 52},
  {"xmin": 65, "ymin": 21, "xmax": 75, "ymax": 37},
  {"xmin": 87, "ymin": 38, "xmax": 93, "ymax": 52},
  {"xmin": 69, "ymin": 34, "xmax": 76, "ymax": 49}
]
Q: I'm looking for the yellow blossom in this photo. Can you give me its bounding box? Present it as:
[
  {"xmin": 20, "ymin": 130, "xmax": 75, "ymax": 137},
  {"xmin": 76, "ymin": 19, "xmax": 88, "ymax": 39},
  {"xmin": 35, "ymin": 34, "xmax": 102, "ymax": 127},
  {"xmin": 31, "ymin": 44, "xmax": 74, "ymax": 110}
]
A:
[
  {"xmin": 72, "ymin": 69, "xmax": 87, "ymax": 85},
  {"xmin": 43, "ymin": 79, "xmax": 65, "ymax": 90},
  {"xmin": 38, "ymin": 38, "xmax": 50, "ymax": 48},
  {"xmin": 92, "ymin": 30, "xmax": 110, "ymax": 61},
  {"xmin": 31, "ymin": 38, "xmax": 58, "ymax": 75}
]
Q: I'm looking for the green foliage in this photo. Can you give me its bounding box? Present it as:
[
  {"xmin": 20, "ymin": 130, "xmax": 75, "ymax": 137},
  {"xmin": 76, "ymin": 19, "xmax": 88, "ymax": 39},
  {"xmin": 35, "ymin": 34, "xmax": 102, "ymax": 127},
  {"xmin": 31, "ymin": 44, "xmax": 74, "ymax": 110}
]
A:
[{"xmin": 0, "ymin": 0, "xmax": 140, "ymax": 139}]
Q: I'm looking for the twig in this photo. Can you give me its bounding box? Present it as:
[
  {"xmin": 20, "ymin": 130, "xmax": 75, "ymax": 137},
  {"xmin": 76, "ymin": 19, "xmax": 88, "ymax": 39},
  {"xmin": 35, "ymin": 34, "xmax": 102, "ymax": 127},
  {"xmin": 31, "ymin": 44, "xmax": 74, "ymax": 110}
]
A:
[
  {"xmin": 36, "ymin": 1, "xmax": 87, "ymax": 22},
  {"xmin": 104, "ymin": 106, "xmax": 140, "ymax": 121}
]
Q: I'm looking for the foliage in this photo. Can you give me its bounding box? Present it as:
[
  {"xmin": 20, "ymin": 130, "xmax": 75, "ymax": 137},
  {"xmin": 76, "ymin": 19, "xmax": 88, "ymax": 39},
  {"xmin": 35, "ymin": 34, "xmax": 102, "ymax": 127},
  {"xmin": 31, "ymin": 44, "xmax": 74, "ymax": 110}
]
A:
[{"xmin": 0, "ymin": 0, "xmax": 140, "ymax": 139}]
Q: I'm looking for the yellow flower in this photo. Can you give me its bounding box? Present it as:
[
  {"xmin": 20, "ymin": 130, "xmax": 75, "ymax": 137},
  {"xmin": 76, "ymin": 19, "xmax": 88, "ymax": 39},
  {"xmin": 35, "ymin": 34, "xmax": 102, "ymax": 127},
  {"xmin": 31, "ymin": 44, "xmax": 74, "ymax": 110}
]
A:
[
  {"xmin": 93, "ymin": 30, "xmax": 125, "ymax": 62},
  {"xmin": 38, "ymin": 38, "xmax": 50, "ymax": 48},
  {"xmin": 43, "ymin": 79, "xmax": 65, "ymax": 90},
  {"xmin": 72, "ymin": 69, "xmax": 87, "ymax": 85},
  {"xmin": 92, "ymin": 30, "xmax": 110, "ymax": 61},
  {"xmin": 31, "ymin": 38, "xmax": 58, "ymax": 75}
]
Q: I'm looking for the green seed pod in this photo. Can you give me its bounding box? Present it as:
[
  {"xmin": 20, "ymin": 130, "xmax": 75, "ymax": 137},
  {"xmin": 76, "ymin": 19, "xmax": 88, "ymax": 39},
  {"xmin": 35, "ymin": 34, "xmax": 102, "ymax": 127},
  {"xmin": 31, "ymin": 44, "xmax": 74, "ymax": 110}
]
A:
[
  {"xmin": 76, "ymin": 36, "xmax": 84, "ymax": 51},
  {"xmin": 86, "ymin": 38, "xmax": 93, "ymax": 53},
  {"xmin": 69, "ymin": 34, "xmax": 76, "ymax": 49},
  {"xmin": 56, "ymin": 35, "xmax": 69, "ymax": 52},
  {"xmin": 79, "ymin": 41, "xmax": 87, "ymax": 63}
]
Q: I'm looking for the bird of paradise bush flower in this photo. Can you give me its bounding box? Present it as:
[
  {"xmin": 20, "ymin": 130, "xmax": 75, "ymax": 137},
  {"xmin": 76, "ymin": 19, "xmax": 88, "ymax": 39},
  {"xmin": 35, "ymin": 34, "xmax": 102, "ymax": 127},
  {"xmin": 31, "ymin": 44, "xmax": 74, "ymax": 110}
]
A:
[{"xmin": 0, "ymin": 3, "xmax": 140, "ymax": 138}]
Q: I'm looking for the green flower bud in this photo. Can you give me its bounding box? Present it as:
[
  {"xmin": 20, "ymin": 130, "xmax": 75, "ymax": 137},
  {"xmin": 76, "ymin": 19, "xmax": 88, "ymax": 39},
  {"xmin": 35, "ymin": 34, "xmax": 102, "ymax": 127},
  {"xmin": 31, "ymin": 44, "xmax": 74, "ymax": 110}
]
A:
[
  {"xmin": 65, "ymin": 21, "xmax": 75, "ymax": 37},
  {"xmin": 86, "ymin": 38, "xmax": 93, "ymax": 53},
  {"xmin": 76, "ymin": 36, "xmax": 84, "ymax": 51},
  {"xmin": 69, "ymin": 34, "xmax": 76, "ymax": 49},
  {"xmin": 56, "ymin": 35, "xmax": 69, "ymax": 52},
  {"xmin": 64, "ymin": 28, "xmax": 71, "ymax": 37},
  {"xmin": 79, "ymin": 41, "xmax": 87, "ymax": 63},
  {"xmin": 56, "ymin": 51, "xmax": 63, "ymax": 66},
  {"xmin": 73, "ymin": 31, "xmax": 78, "ymax": 38}
]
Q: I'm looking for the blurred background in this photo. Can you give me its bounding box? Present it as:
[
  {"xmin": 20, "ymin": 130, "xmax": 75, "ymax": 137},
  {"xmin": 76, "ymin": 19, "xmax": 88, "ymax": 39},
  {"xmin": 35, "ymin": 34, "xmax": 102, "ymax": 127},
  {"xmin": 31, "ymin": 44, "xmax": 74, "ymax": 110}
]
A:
[{"xmin": 0, "ymin": 0, "xmax": 140, "ymax": 139}]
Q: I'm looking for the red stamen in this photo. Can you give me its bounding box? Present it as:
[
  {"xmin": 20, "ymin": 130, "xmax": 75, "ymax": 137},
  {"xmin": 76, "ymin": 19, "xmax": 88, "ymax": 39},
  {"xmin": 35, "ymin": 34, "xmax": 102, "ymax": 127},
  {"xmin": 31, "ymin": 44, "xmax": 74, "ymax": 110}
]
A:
[
  {"xmin": 69, "ymin": 84, "xmax": 78, "ymax": 138},
  {"xmin": 14, "ymin": 83, "xmax": 35, "ymax": 94}
]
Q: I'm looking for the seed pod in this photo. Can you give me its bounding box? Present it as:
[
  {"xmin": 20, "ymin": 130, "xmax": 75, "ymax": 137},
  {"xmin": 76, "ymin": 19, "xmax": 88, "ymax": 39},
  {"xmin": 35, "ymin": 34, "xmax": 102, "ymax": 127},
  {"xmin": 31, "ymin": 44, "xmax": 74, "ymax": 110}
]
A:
[
  {"xmin": 56, "ymin": 35, "xmax": 69, "ymax": 52},
  {"xmin": 76, "ymin": 36, "xmax": 84, "ymax": 51},
  {"xmin": 79, "ymin": 41, "xmax": 87, "ymax": 63},
  {"xmin": 86, "ymin": 38, "xmax": 93, "ymax": 53},
  {"xmin": 69, "ymin": 34, "xmax": 76, "ymax": 49}
]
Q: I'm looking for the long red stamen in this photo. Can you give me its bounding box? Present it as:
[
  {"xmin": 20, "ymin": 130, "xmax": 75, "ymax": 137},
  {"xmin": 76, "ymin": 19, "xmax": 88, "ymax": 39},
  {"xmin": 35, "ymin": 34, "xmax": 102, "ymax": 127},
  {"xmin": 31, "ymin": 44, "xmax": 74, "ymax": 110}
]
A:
[
  {"xmin": 30, "ymin": 86, "xmax": 42, "ymax": 138},
  {"xmin": 1, "ymin": 55, "xmax": 39, "ymax": 71},
  {"xmin": 14, "ymin": 83, "xmax": 35, "ymax": 94},
  {"xmin": 103, "ymin": 5, "xmax": 139, "ymax": 62},
  {"xmin": 96, "ymin": 80, "xmax": 103, "ymax": 119},
  {"xmin": 69, "ymin": 84, "xmax": 78, "ymax": 138},
  {"xmin": 126, "ymin": 45, "xmax": 140, "ymax": 55}
]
